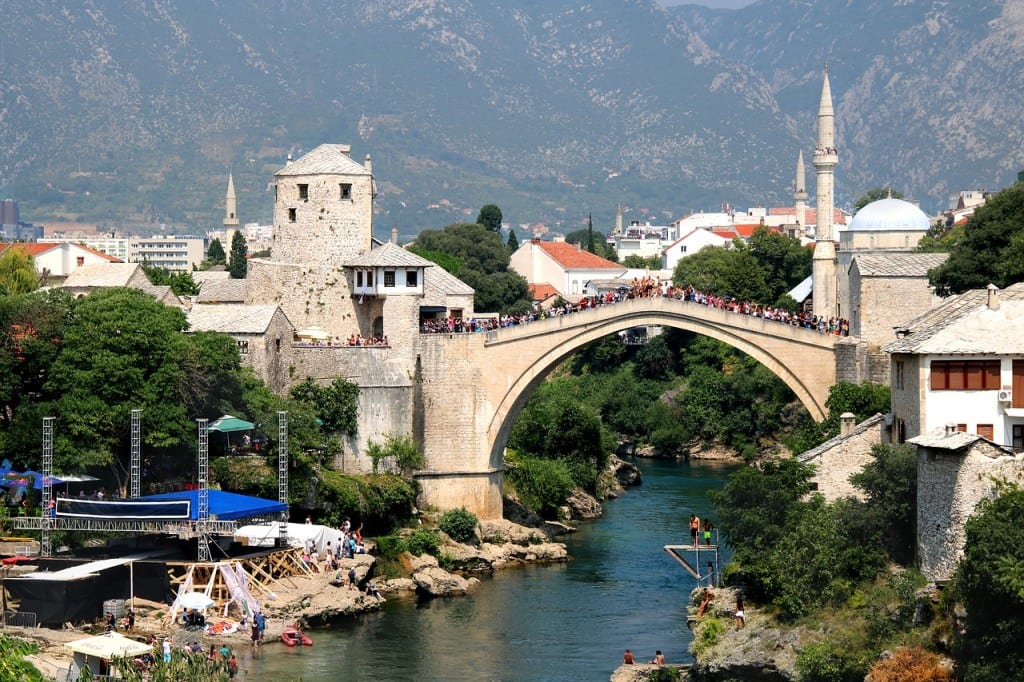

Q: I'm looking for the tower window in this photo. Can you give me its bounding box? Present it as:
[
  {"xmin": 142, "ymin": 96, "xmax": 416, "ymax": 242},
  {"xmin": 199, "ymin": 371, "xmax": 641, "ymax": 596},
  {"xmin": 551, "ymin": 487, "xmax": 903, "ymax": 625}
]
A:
[
  {"xmin": 340, "ymin": 183, "xmax": 352, "ymax": 200},
  {"xmin": 356, "ymin": 271, "xmax": 364, "ymax": 287},
  {"xmin": 406, "ymin": 269, "xmax": 418, "ymax": 287},
  {"xmin": 298, "ymin": 184, "xmax": 309, "ymax": 200},
  {"xmin": 384, "ymin": 270, "xmax": 396, "ymax": 287},
  {"xmin": 288, "ymin": 208, "xmax": 296, "ymax": 222}
]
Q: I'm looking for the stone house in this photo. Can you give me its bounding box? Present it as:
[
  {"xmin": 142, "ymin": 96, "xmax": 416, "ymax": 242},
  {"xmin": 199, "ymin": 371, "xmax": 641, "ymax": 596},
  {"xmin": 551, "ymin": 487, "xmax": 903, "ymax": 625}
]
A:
[
  {"xmin": 60, "ymin": 262, "xmax": 156, "ymax": 298},
  {"xmin": 797, "ymin": 413, "xmax": 886, "ymax": 501},
  {"xmin": 186, "ymin": 304, "xmax": 294, "ymax": 394},
  {"xmin": 910, "ymin": 427, "xmax": 1020, "ymax": 582}
]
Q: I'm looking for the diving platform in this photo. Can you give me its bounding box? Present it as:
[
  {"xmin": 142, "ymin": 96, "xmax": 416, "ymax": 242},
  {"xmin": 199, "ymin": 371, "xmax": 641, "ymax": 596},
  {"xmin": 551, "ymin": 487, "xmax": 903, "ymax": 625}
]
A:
[{"xmin": 663, "ymin": 542, "xmax": 722, "ymax": 586}]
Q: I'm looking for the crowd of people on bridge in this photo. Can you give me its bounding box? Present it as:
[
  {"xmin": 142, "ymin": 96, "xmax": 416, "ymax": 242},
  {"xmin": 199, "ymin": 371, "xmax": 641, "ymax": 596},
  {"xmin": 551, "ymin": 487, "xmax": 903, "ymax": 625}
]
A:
[{"xmin": 419, "ymin": 276, "xmax": 849, "ymax": 338}]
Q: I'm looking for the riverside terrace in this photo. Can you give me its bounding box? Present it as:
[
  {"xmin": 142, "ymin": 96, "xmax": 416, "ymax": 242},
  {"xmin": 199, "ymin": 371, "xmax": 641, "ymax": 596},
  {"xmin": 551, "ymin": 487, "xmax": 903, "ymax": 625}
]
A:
[{"xmin": 419, "ymin": 283, "xmax": 850, "ymax": 336}]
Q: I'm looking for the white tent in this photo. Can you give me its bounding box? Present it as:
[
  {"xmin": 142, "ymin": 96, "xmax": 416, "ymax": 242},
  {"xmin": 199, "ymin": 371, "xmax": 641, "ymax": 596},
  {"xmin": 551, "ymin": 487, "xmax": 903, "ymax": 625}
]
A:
[
  {"xmin": 65, "ymin": 632, "xmax": 152, "ymax": 678},
  {"xmin": 234, "ymin": 522, "xmax": 346, "ymax": 555}
]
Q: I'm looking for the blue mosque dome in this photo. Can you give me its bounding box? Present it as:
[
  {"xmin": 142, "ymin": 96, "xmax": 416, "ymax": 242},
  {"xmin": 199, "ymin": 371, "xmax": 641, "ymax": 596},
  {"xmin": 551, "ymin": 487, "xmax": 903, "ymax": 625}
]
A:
[{"xmin": 848, "ymin": 197, "xmax": 931, "ymax": 231}]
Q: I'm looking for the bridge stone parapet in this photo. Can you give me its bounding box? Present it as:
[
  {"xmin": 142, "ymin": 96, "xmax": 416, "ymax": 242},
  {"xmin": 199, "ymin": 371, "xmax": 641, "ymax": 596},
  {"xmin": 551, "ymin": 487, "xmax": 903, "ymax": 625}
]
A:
[{"xmin": 412, "ymin": 297, "xmax": 842, "ymax": 518}]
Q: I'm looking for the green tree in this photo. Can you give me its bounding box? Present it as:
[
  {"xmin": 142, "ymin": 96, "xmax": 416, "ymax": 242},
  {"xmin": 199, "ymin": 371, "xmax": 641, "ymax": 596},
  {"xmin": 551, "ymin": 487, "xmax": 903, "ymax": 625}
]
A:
[
  {"xmin": 820, "ymin": 382, "xmax": 891, "ymax": 439},
  {"xmin": 290, "ymin": 377, "xmax": 360, "ymax": 437},
  {"xmin": 710, "ymin": 457, "xmax": 815, "ymax": 560},
  {"xmin": 366, "ymin": 433, "xmax": 424, "ymax": 475},
  {"xmin": 854, "ymin": 187, "xmax": 904, "ymax": 213},
  {"xmin": 633, "ymin": 334, "xmax": 674, "ymax": 380},
  {"xmin": 142, "ymin": 264, "xmax": 200, "ymax": 297},
  {"xmin": 954, "ymin": 487, "xmax": 1024, "ymax": 681},
  {"xmin": 849, "ymin": 443, "xmax": 917, "ymax": 564},
  {"xmin": 0, "ymin": 248, "xmax": 38, "ymax": 296},
  {"xmin": 476, "ymin": 204, "xmax": 503, "ymax": 232},
  {"xmin": 565, "ymin": 227, "xmax": 615, "ymax": 260},
  {"xmin": 507, "ymin": 228, "xmax": 520, "ymax": 252},
  {"xmin": 928, "ymin": 181, "xmax": 1024, "ymax": 296},
  {"xmin": 228, "ymin": 230, "xmax": 248, "ymax": 279},
  {"xmin": 206, "ymin": 238, "xmax": 227, "ymax": 265},
  {"xmin": 413, "ymin": 223, "xmax": 531, "ymax": 312},
  {"xmin": 406, "ymin": 247, "xmax": 463, "ymax": 275},
  {"xmin": 672, "ymin": 243, "xmax": 772, "ymax": 303},
  {"xmin": 586, "ymin": 214, "xmax": 596, "ymax": 254},
  {"xmin": 622, "ymin": 254, "xmax": 662, "ymax": 269},
  {"xmin": 0, "ymin": 633, "xmax": 45, "ymax": 681},
  {"xmin": 747, "ymin": 226, "xmax": 812, "ymax": 303}
]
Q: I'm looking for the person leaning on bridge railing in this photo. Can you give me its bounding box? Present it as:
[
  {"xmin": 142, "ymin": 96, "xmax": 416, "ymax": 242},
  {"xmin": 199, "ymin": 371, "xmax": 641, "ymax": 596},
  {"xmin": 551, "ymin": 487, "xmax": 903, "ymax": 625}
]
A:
[{"xmin": 418, "ymin": 283, "xmax": 848, "ymax": 337}]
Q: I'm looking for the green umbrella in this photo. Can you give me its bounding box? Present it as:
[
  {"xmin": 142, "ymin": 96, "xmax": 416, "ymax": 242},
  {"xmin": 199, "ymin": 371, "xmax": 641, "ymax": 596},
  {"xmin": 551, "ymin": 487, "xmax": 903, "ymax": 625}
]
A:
[{"xmin": 208, "ymin": 415, "xmax": 255, "ymax": 433}]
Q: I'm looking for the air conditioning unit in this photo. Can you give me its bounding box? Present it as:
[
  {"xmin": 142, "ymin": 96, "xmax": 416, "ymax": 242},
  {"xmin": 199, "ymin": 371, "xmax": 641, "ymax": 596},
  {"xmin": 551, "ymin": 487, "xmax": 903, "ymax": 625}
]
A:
[{"xmin": 998, "ymin": 389, "xmax": 1013, "ymax": 403}]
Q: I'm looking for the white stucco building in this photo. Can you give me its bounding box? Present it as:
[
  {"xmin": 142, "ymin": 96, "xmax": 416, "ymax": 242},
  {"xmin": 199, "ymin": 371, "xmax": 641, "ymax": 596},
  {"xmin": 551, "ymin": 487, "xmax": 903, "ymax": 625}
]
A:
[
  {"xmin": 884, "ymin": 283, "xmax": 1024, "ymax": 448},
  {"xmin": 509, "ymin": 238, "xmax": 626, "ymax": 301}
]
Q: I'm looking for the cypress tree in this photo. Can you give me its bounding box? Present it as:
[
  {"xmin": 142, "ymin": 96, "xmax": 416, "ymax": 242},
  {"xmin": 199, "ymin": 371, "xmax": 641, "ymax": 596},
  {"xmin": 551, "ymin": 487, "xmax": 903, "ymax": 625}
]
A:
[{"xmin": 228, "ymin": 231, "xmax": 248, "ymax": 279}]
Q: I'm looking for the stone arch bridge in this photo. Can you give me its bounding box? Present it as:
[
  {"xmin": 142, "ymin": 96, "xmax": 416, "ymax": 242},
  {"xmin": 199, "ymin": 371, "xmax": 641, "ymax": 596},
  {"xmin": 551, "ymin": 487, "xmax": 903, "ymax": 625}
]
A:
[{"xmin": 413, "ymin": 297, "xmax": 843, "ymax": 518}]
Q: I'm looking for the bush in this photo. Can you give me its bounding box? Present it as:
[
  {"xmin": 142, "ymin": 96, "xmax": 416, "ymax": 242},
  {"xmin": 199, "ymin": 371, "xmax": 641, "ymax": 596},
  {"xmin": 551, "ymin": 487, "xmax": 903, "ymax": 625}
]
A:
[
  {"xmin": 439, "ymin": 507, "xmax": 478, "ymax": 544},
  {"xmin": 403, "ymin": 528, "xmax": 440, "ymax": 558},
  {"xmin": 506, "ymin": 455, "xmax": 575, "ymax": 518},
  {"xmin": 691, "ymin": 616, "xmax": 726, "ymax": 658},
  {"xmin": 796, "ymin": 640, "xmax": 859, "ymax": 682},
  {"xmin": 867, "ymin": 647, "xmax": 952, "ymax": 682}
]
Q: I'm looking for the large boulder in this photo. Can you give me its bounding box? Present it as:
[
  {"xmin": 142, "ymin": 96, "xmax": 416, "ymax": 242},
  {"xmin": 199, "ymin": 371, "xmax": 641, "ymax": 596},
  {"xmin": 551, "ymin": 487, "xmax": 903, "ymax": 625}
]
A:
[{"xmin": 412, "ymin": 565, "xmax": 474, "ymax": 597}]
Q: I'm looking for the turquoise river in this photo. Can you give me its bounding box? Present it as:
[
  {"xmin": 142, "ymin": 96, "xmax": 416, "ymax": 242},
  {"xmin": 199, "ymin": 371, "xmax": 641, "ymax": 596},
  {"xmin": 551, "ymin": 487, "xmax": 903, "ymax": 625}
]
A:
[{"xmin": 236, "ymin": 458, "xmax": 733, "ymax": 681}]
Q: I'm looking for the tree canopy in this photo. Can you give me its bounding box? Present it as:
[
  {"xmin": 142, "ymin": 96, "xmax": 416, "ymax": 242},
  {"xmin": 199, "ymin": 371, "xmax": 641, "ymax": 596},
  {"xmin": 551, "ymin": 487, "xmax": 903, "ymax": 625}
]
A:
[
  {"xmin": 928, "ymin": 181, "xmax": 1024, "ymax": 296},
  {"xmin": 954, "ymin": 486, "xmax": 1024, "ymax": 680},
  {"xmin": 207, "ymin": 238, "xmax": 226, "ymax": 265},
  {"xmin": 476, "ymin": 204, "xmax": 503, "ymax": 232},
  {"xmin": 142, "ymin": 265, "xmax": 199, "ymax": 297},
  {"xmin": 747, "ymin": 226, "xmax": 812, "ymax": 305},
  {"xmin": 506, "ymin": 228, "xmax": 520, "ymax": 252},
  {"xmin": 854, "ymin": 187, "xmax": 904, "ymax": 213},
  {"xmin": 228, "ymin": 231, "xmax": 248, "ymax": 279},
  {"xmin": 0, "ymin": 249, "xmax": 38, "ymax": 296},
  {"xmin": 672, "ymin": 242, "xmax": 771, "ymax": 303},
  {"xmin": 413, "ymin": 222, "xmax": 531, "ymax": 313}
]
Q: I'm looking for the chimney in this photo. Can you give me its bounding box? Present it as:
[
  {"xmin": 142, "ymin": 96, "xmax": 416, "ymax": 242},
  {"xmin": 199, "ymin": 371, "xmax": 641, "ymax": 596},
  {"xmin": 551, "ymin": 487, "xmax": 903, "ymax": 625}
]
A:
[
  {"xmin": 839, "ymin": 412, "xmax": 856, "ymax": 437},
  {"xmin": 987, "ymin": 283, "xmax": 1000, "ymax": 310},
  {"xmin": 531, "ymin": 238, "xmax": 540, "ymax": 244},
  {"xmin": 365, "ymin": 154, "xmax": 373, "ymax": 175},
  {"xmin": 391, "ymin": 225, "xmax": 398, "ymax": 244},
  {"xmin": 286, "ymin": 152, "xmax": 293, "ymax": 166},
  {"xmin": 945, "ymin": 423, "xmax": 957, "ymax": 437}
]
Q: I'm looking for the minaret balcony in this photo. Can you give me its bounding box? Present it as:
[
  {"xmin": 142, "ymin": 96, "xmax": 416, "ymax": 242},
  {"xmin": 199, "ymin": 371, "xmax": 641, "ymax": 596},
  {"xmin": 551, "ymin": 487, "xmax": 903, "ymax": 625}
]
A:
[{"xmin": 813, "ymin": 147, "xmax": 839, "ymax": 164}]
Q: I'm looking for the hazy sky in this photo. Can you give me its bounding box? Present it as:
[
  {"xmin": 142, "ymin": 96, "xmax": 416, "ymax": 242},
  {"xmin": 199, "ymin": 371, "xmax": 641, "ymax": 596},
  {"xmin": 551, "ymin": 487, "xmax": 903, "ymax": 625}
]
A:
[{"xmin": 660, "ymin": 0, "xmax": 755, "ymax": 8}]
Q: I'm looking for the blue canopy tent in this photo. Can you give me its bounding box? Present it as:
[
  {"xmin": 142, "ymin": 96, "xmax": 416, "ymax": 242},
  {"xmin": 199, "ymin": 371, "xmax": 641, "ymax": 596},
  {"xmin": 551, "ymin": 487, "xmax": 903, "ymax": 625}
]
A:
[
  {"xmin": 55, "ymin": 489, "xmax": 286, "ymax": 522},
  {"xmin": 136, "ymin": 489, "xmax": 286, "ymax": 521}
]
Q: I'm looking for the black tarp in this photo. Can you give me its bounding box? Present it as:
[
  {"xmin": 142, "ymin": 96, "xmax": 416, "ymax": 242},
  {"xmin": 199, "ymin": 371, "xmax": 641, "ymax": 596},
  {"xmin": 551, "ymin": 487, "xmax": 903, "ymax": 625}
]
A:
[
  {"xmin": 56, "ymin": 498, "xmax": 191, "ymax": 520},
  {"xmin": 5, "ymin": 560, "xmax": 170, "ymax": 625}
]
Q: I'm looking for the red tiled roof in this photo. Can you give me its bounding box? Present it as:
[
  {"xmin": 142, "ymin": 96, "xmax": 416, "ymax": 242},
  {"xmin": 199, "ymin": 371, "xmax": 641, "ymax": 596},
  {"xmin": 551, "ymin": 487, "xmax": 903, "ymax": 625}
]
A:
[
  {"xmin": 0, "ymin": 242, "xmax": 121, "ymax": 262},
  {"xmin": 535, "ymin": 241, "xmax": 622, "ymax": 270},
  {"xmin": 0, "ymin": 242, "xmax": 58, "ymax": 257},
  {"xmin": 528, "ymin": 283, "xmax": 560, "ymax": 301}
]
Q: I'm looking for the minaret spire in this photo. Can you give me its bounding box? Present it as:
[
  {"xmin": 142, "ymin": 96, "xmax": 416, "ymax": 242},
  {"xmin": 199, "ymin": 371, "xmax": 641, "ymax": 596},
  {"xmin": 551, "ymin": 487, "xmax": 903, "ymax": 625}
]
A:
[
  {"xmin": 812, "ymin": 65, "xmax": 839, "ymax": 318},
  {"xmin": 794, "ymin": 150, "xmax": 808, "ymax": 233},
  {"xmin": 223, "ymin": 172, "xmax": 239, "ymax": 230}
]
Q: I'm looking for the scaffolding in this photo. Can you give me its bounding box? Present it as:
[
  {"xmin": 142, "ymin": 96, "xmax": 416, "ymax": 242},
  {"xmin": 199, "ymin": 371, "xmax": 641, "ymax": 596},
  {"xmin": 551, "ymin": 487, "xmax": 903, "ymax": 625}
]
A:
[
  {"xmin": 10, "ymin": 410, "xmax": 292, "ymax": 559},
  {"xmin": 40, "ymin": 417, "xmax": 55, "ymax": 558},
  {"xmin": 277, "ymin": 411, "xmax": 289, "ymax": 546},
  {"xmin": 130, "ymin": 409, "xmax": 142, "ymax": 499},
  {"xmin": 197, "ymin": 418, "xmax": 211, "ymax": 562}
]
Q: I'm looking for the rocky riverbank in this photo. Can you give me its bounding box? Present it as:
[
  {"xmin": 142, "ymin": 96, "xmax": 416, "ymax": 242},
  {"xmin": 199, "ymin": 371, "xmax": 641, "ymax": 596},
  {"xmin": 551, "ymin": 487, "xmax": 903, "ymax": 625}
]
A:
[{"xmin": 12, "ymin": 518, "xmax": 572, "ymax": 679}]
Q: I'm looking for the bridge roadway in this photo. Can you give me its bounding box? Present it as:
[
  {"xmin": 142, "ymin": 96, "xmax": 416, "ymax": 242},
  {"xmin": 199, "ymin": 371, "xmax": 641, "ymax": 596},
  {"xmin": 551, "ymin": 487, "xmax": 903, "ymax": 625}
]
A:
[{"xmin": 413, "ymin": 296, "xmax": 840, "ymax": 518}]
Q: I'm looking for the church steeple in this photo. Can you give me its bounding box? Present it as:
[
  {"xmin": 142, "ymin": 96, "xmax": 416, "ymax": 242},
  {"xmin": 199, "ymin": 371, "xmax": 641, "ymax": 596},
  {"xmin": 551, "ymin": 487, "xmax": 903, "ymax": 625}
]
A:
[
  {"xmin": 812, "ymin": 65, "xmax": 839, "ymax": 318},
  {"xmin": 224, "ymin": 172, "xmax": 239, "ymax": 230}
]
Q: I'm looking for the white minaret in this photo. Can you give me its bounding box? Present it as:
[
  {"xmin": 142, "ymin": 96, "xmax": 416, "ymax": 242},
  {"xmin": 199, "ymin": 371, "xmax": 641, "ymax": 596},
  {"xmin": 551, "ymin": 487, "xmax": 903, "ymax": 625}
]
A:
[
  {"xmin": 224, "ymin": 172, "xmax": 239, "ymax": 230},
  {"xmin": 812, "ymin": 66, "xmax": 838, "ymax": 318},
  {"xmin": 794, "ymin": 150, "xmax": 808, "ymax": 235}
]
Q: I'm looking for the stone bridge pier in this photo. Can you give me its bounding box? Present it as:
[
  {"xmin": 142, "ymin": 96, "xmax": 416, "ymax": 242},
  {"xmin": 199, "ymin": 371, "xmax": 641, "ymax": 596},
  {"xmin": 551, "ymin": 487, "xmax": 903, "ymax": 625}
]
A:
[{"xmin": 412, "ymin": 298, "xmax": 843, "ymax": 518}]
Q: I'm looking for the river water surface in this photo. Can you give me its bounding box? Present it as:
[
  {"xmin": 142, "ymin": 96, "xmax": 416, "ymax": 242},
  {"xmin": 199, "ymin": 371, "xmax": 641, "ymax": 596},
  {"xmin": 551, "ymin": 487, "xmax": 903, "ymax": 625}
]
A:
[{"xmin": 239, "ymin": 458, "xmax": 733, "ymax": 681}]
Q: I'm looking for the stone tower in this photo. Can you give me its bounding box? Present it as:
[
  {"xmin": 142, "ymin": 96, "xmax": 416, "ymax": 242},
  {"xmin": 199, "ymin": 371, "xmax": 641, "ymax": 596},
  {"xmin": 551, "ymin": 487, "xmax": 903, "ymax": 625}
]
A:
[
  {"xmin": 271, "ymin": 144, "xmax": 375, "ymax": 265},
  {"xmin": 812, "ymin": 66, "xmax": 839, "ymax": 318},
  {"xmin": 224, "ymin": 172, "xmax": 239, "ymax": 230},
  {"xmin": 794, "ymin": 150, "xmax": 808, "ymax": 234}
]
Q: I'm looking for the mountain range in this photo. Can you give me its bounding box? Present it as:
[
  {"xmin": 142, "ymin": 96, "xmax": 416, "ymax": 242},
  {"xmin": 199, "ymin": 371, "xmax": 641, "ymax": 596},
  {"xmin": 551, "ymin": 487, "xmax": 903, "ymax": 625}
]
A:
[{"xmin": 1, "ymin": 0, "xmax": 1022, "ymax": 238}]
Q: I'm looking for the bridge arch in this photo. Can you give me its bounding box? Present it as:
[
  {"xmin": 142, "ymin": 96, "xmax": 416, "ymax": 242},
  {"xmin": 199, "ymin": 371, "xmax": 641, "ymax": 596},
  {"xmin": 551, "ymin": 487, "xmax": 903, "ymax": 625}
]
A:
[{"xmin": 481, "ymin": 298, "xmax": 837, "ymax": 471}]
